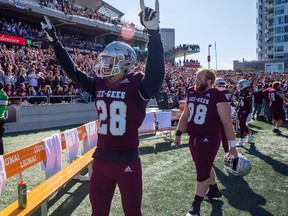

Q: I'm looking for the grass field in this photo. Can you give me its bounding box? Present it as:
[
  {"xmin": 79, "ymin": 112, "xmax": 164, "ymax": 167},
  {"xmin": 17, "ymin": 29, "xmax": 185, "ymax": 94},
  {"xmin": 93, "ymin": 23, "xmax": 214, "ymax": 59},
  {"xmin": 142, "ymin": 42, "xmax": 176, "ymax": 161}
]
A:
[{"xmin": 1, "ymin": 120, "xmax": 288, "ymax": 216}]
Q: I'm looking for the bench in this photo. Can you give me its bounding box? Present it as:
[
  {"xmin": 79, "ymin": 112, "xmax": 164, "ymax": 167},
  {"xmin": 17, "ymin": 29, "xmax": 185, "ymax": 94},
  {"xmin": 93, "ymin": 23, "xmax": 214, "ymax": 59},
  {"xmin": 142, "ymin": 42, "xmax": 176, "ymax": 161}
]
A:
[
  {"xmin": 138, "ymin": 109, "xmax": 181, "ymax": 144},
  {"xmin": 1, "ymin": 147, "xmax": 95, "ymax": 216},
  {"xmin": 0, "ymin": 109, "xmax": 181, "ymax": 215},
  {"xmin": 0, "ymin": 121, "xmax": 98, "ymax": 216}
]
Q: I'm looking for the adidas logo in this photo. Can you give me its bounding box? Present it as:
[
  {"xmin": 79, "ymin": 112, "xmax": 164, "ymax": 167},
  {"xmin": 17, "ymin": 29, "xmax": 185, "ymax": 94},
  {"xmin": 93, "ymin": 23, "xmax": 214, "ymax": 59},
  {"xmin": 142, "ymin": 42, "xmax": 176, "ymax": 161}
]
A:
[
  {"xmin": 203, "ymin": 138, "xmax": 209, "ymax": 142},
  {"xmin": 124, "ymin": 166, "xmax": 133, "ymax": 173},
  {"xmin": 205, "ymin": 93, "xmax": 210, "ymax": 97},
  {"xmin": 121, "ymin": 78, "xmax": 130, "ymax": 83}
]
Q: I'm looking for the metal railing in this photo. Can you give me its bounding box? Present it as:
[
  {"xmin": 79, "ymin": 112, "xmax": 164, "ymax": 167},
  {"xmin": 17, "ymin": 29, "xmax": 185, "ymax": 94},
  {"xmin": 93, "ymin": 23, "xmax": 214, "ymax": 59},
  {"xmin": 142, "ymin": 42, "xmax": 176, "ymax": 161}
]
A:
[{"xmin": 8, "ymin": 95, "xmax": 93, "ymax": 106}]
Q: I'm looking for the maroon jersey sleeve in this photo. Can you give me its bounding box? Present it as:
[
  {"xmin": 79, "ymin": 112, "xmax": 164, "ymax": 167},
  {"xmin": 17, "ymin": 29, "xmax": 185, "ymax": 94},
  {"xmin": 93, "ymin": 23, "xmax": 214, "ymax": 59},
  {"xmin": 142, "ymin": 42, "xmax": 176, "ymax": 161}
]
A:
[
  {"xmin": 238, "ymin": 88, "xmax": 253, "ymax": 112},
  {"xmin": 186, "ymin": 88, "xmax": 228, "ymax": 137},
  {"xmin": 269, "ymin": 88, "xmax": 284, "ymax": 108},
  {"xmin": 95, "ymin": 72, "xmax": 149, "ymax": 150}
]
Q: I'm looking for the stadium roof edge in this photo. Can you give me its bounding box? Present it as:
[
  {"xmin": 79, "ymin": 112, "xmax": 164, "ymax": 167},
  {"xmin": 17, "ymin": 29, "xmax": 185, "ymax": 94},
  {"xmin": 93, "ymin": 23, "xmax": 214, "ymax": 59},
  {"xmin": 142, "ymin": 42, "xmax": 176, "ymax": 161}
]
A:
[{"xmin": 73, "ymin": 0, "xmax": 124, "ymax": 18}]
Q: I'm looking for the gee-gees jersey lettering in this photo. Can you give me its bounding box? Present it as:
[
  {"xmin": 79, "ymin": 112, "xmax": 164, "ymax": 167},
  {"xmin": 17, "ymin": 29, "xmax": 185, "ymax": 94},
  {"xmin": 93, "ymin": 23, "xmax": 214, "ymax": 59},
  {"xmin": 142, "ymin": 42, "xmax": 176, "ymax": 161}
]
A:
[
  {"xmin": 95, "ymin": 72, "xmax": 148, "ymax": 150},
  {"xmin": 186, "ymin": 87, "xmax": 231, "ymax": 137}
]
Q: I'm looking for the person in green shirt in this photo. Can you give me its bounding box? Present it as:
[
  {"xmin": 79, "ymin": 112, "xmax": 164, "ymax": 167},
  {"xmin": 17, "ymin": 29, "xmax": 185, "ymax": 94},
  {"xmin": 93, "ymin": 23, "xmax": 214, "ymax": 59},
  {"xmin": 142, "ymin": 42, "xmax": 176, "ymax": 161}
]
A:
[{"xmin": 0, "ymin": 81, "xmax": 8, "ymax": 155}]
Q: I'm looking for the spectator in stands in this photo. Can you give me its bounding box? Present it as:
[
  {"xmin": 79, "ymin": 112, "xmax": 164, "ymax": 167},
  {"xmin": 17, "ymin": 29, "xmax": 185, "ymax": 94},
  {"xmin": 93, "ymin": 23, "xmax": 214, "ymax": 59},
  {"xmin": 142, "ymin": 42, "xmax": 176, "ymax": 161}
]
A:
[
  {"xmin": 17, "ymin": 67, "xmax": 28, "ymax": 86},
  {"xmin": 44, "ymin": 70, "xmax": 54, "ymax": 87},
  {"xmin": 174, "ymin": 69, "xmax": 238, "ymax": 216},
  {"xmin": 27, "ymin": 68, "xmax": 40, "ymax": 92},
  {"xmin": 27, "ymin": 86, "xmax": 38, "ymax": 104},
  {"xmin": 51, "ymin": 84, "xmax": 63, "ymax": 103},
  {"xmin": 38, "ymin": 84, "xmax": 52, "ymax": 104},
  {"xmin": 0, "ymin": 65, "xmax": 4, "ymax": 84},
  {"xmin": 16, "ymin": 83, "xmax": 27, "ymax": 98},
  {"xmin": 37, "ymin": 72, "xmax": 46, "ymax": 89},
  {"xmin": 61, "ymin": 73, "xmax": 70, "ymax": 86},
  {"xmin": 0, "ymin": 81, "xmax": 8, "ymax": 155},
  {"xmin": 4, "ymin": 69, "xmax": 16, "ymax": 90},
  {"xmin": 41, "ymin": 0, "xmax": 164, "ymax": 215},
  {"xmin": 51, "ymin": 73, "xmax": 60, "ymax": 89}
]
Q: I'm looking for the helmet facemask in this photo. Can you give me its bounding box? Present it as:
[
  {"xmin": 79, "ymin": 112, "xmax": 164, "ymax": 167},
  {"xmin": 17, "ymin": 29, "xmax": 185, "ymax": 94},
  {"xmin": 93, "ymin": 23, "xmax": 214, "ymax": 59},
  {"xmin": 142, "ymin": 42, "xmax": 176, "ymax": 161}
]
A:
[
  {"xmin": 96, "ymin": 41, "xmax": 137, "ymax": 78},
  {"xmin": 224, "ymin": 153, "xmax": 252, "ymax": 177},
  {"xmin": 215, "ymin": 78, "xmax": 226, "ymax": 88},
  {"xmin": 237, "ymin": 79, "xmax": 249, "ymax": 91}
]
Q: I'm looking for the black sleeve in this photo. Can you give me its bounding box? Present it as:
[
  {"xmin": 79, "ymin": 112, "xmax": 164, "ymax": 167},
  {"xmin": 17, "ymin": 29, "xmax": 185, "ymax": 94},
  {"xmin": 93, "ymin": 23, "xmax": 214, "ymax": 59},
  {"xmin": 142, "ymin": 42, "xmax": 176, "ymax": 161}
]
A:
[
  {"xmin": 139, "ymin": 33, "xmax": 165, "ymax": 99},
  {"xmin": 53, "ymin": 42, "xmax": 96, "ymax": 97}
]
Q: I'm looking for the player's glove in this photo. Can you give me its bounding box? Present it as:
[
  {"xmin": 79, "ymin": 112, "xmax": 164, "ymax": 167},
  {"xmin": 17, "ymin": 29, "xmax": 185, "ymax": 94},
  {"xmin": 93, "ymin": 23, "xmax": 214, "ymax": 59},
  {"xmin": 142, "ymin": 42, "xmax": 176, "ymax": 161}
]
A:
[
  {"xmin": 139, "ymin": 0, "xmax": 160, "ymax": 35},
  {"xmin": 40, "ymin": 16, "xmax": 58, "ymax": 43}
]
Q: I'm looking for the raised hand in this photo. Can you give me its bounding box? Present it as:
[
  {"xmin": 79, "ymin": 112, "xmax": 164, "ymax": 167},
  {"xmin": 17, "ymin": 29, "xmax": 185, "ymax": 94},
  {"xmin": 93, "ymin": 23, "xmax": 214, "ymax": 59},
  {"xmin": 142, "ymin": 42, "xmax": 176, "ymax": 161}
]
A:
[
  {"xmin": 40, "ymin": 16, "xmax": 58, "ymax": 43},
  {"xmin": 139, "ymin": 0, "xmax": 160, "ymax": 35}
]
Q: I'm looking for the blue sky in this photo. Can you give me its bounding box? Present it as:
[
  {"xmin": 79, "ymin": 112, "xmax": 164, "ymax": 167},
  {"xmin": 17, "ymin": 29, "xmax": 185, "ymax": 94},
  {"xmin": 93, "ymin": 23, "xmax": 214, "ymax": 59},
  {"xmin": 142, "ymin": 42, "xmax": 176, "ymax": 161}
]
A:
[{"xmin": 104, "ymin": 0, "xmax": 257, "ymax": 70}]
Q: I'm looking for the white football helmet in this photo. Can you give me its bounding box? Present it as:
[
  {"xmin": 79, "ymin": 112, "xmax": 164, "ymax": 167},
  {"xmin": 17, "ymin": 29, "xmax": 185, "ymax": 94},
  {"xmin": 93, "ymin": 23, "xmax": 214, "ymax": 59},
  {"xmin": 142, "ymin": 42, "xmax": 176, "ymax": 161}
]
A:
[
  {"xmin": 224, "ymin": 153, "xmax": 252, "ymax": 177},
  {"xmin": 237, "ymin": 79, "xmax": 249, "ymax": 91},
  {"xmin": 96, "ymin": 41, "xmax": 137, "ymax": 77},
  {"xmin": 215, "ymin": 77, "xmax": 227, "ymax": 88}
]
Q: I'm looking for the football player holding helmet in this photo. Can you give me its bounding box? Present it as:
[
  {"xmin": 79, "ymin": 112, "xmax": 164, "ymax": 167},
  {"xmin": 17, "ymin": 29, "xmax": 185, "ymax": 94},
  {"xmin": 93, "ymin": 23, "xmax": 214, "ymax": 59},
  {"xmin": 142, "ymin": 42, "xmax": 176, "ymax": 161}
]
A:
[{"xmin": 224, "ymin": 153, "xmax": 252, "ymax": 177}]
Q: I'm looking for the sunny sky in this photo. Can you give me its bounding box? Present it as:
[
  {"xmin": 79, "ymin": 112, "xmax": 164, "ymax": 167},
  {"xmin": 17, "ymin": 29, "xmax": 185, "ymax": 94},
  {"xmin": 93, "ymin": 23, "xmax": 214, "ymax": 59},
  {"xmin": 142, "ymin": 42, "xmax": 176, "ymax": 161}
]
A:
[{"xmin": 104, "ymin": 0, "xmax": 257, "ymax": 70}]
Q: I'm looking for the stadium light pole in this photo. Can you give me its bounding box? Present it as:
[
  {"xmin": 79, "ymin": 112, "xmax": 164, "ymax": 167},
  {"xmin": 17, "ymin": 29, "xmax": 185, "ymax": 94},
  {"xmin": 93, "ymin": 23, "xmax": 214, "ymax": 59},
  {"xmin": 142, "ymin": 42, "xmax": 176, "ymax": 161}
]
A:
[{"xmin": 208, "ymin": 44, "xmax": 212, "ymax": 69}]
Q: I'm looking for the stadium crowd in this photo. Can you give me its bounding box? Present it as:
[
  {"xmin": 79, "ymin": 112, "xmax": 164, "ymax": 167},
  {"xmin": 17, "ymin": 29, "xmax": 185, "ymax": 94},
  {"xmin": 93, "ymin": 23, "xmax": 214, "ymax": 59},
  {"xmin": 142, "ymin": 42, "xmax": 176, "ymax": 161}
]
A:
[
  {"xmin": 1, "ymin": 40, "xmax": 288, "ymax": 109},
  {"xmin": 1, "ymin": 9, "xmax": 288, "ymax": 119},
  {"xmin": 38, "ymin": 0, "xmax": 140, "ymax": 31},
  {"xmin": 1, "ymin": 40, "xmax": 288, "ymax": 124}
]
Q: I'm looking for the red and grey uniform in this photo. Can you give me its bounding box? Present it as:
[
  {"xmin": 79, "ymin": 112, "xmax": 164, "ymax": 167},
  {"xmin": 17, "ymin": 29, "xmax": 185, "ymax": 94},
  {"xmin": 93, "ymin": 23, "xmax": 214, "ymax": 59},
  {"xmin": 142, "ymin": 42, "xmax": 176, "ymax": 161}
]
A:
[
  {"xmin": 52, "ymin": 33, "xmax": 164, "ymax": 216},
  {"xmin": 268, "ymin": 88, "xmax": 285, "ymax": 121},
  {"xmin": 237, "ymin": 87, "xmax": 253, "ymax": 138},
  {"xmin": 186, "ymin": 87, "xmax": 231, "ymax": 182}
]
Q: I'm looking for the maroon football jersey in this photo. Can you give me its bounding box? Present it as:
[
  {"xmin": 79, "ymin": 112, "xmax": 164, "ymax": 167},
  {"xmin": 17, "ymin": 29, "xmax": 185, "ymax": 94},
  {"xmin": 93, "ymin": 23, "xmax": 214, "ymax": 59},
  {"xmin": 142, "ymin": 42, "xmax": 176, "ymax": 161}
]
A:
[
  {"xmin": 186, "ymin": 87, "xmax": 231, "ymax": 137},
  {"xmin": 95, "ymin": 72, "xmax": 148, "ymax": 150},
  {"xmin": 268, "ymin": 88, "xmax": 284, "ymax": 108},
  {"xmin": 238, "ymin": 88, "xmax": 253, "ymax": 112},
  {"xmin": 262, "ymin": 87, "xmax": 271, "ymax": 103}
]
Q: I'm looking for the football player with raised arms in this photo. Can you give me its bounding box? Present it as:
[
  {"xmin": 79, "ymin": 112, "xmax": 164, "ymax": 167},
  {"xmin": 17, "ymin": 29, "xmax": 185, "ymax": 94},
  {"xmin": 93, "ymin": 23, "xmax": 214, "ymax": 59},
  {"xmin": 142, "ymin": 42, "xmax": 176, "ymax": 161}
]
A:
[
  {"xmin": 41, "ymin": 0, "xmax": 164, "ymax": 215},
  {"xmin": 174, "ymin": 69, "xmax": 238, "ymax": 216}
]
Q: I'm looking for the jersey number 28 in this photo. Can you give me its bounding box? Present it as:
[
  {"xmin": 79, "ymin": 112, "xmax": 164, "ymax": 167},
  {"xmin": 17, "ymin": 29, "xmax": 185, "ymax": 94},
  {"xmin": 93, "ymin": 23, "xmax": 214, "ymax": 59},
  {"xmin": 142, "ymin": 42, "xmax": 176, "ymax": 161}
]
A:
[{"xmin": 96, "ymin": 100, "xmax": 127, "ymax": 136}]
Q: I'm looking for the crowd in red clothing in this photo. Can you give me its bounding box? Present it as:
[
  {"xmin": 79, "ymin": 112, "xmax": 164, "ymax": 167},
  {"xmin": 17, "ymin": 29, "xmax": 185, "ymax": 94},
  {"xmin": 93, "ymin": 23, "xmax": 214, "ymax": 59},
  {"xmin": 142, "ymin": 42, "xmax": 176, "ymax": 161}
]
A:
[
  {"xmin": 38, "ymin": 0, "xmax": 140, "ymax": 31},
  {"xmin": 1, "ymin": 41, "xmax": 288, "ymax": 107}
]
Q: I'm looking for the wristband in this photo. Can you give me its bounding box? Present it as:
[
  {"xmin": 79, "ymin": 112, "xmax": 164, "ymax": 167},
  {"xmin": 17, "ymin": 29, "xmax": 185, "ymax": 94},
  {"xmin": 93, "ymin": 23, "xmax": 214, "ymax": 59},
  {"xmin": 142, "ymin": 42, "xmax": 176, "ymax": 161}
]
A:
[
  {"xmin": 229, "ymin": 140, "xmax": 236, "ymax": 148},
  {"xmin": 176, "ymin": 130, "xmax": 182, "ymax": 137}
]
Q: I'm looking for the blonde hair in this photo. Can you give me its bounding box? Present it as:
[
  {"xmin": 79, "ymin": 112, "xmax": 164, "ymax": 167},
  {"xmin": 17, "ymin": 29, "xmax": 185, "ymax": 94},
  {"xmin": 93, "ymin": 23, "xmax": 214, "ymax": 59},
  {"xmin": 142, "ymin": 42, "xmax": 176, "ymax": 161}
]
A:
[{"xmin": 197, "ymin": 68, "xmax": 216, "ymax": 86}]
